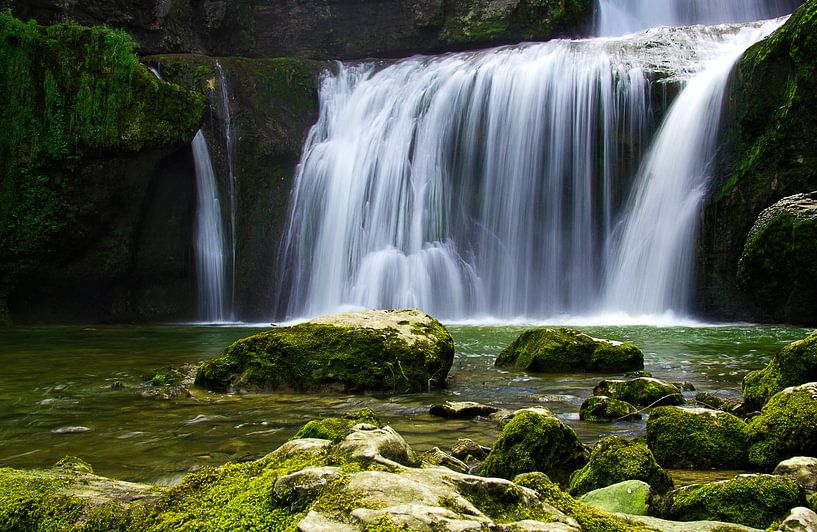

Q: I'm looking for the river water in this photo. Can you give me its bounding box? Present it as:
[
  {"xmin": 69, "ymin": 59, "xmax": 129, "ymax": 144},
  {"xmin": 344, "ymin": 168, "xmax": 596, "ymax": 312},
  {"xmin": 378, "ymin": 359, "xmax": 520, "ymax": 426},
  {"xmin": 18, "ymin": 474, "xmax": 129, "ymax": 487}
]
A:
[{"xmin": 0, "ymin": 323, "xmax": 809, "ymax": 484}]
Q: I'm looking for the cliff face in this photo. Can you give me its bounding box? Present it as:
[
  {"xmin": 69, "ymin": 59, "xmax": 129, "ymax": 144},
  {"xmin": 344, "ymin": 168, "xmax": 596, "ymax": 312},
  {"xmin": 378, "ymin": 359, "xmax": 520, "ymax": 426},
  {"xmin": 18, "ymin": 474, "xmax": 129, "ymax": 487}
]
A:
[
  {"xmin": 698, "ymin": 0, "xmax": 817, "ymax": 324},
  {"xmin": 2, "ymin": 0, "xmax": 593, "ymax": 59},
  {"xmin": 0, "ymin": 13, "xmax": 205, "ymax": 323}
]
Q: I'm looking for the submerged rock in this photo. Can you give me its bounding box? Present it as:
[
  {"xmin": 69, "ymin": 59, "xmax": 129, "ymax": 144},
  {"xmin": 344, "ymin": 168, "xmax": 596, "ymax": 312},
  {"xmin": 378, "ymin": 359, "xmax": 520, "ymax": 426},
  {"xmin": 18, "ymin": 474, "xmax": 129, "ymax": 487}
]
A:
[
  {"xmin": 655, "ymin": 474, "xmax": 806, "ymax": 529},
  {"xmin": 429, "ymin": 400, "xmax": 499, "ymax": 419},
  {"xmin": 773, "ymin": 456, "xmax": 817, "ymax": 494},
  {"xmin": 579, "ymin": 480, "xmax": 652, "ymax": 516},
  {"xmin": 480, "ymin": 409, "xmax": 589, "ymax": 485},
  {"xmin": 594, "ymin": 377, "xmax": 685, "ymax": 407},
  {"xmin": 568, "ymin": 437, "xmax": 673, "ymax": 496},
  {"xmin": 743, "ymin": 330, "xmax": 817, "ymax": 410},
  {"xmin": 646, "ymin": 406, "xmax": 748, "ymax": 469},
  {"xmin": 745, "ymin": 382, "xmax": 817, "ymax": 470},
  {"xmin": 579, "ymin": 395, "xmax": 642, "ymax": 422},
  {"xmin": 495, "ymin": 328, "xmax": 644, "ymax": 373},
  {"xmin": 195, "ymin": 309, "xmax": 454, "ymax": 394}
]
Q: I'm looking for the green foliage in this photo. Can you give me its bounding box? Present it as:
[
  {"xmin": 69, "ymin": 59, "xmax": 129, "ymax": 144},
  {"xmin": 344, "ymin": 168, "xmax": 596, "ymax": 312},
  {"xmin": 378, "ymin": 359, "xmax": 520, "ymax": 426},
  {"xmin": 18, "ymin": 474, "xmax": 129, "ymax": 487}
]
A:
[
  {"xmin": 292, "ymin": 408, "xmax": 382, "ymax": 443},
  {"xmin": 496, "ymin": 327, "xmax": 643, "ymax": 373},
  {"xmin": 0, "ymin": 12, "xmax": 204, "ymax": 275},
  {"xmin": 568, "ymin": 437, "xmax": 673, "ymax": 496},
  {"xmin": 743, "ymin": 331, "xmax": 817, "ymax": 410},
  {"xmin": 657, "ymin": 475, "xmax": 806, "ymax": 529},
  {"xmin": 480, "ymin": 410, "xmax": 588, "ymax": 484},
  {"xmin": 646, "ymin": 406, "xmax": 748, "ymax": 469}
]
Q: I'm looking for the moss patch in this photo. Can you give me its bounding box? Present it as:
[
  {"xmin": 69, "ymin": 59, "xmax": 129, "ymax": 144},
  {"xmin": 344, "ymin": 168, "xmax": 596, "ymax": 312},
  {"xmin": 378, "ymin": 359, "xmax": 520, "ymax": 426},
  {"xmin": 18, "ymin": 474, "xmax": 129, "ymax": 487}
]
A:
[
  {"xmin": 292, "ymin": 408, "xmax": 382, "ymax": 443},
  {"xmin": 568, "ymin": 437, "xmax": 673, "ymax": 496},
  {"xmin": 743, "ymin": 330, "xmax": 817, "ymax": 410}
]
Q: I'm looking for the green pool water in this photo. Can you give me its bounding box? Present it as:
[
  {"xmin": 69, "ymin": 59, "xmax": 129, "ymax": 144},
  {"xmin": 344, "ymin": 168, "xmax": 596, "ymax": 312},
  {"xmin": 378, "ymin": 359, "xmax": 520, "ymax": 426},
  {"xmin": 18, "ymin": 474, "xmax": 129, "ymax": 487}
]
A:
[{"xmin": 0, "ymin": 323, "xmax": 810, "ymax": 484}]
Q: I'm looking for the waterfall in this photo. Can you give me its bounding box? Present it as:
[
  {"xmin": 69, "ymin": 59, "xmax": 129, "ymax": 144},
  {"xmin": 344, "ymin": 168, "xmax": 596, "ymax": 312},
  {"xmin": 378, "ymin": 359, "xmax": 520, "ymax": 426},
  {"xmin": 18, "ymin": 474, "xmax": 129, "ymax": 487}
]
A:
[
  {"xmin": 595, "ymin": 0, "xmax": 799, "ymax": 36},
  {"xmin": 192, "ymin": 131, "xmax": 228, "ymax": 322},
  {"xmin": 215, "ymin": 60, "xmax": 237, "ymax": 319},
  {"xmin": 279, "ymin": 20, "xmax": 782, "ymax": 322},
  {"xmin": 602, "ymin": 19, "xmax": 784, "ymax": 315}
]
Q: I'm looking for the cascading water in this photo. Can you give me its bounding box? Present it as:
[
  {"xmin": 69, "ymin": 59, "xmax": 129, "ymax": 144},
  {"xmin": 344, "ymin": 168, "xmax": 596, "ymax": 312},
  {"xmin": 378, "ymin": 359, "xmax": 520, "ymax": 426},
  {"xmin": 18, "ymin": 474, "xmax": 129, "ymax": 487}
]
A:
[
  {"xmin": 215, "ymin": 60, "xmax": 237, "ymax": 319},
  {"xmin": 595, "ymin": 0, "xmax": 798, "ymax": 36},
  {"xmin": 192, "ymin": 131, "xmax": 228, "ymax": 322}
]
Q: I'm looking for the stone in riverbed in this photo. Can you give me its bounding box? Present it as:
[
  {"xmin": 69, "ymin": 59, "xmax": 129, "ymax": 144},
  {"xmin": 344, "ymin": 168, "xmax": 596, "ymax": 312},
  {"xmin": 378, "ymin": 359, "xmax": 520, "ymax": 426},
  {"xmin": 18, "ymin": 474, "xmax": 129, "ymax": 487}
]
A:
[
  {"xmin": 429, "ymin": 400, "xmax": 499, "ymax": 419},
  {"xmin": 495, "ymin": 328, "xmax": 643, "ymax": 373},
  {"xmin": 743, "ymin": 330, "xmax": 817, "ymax": 410},
  {"xmin": 594, "ymin": 377, "xmax": 685, "ymax": 407},
  {"xmin": 773, "ymin": 456, "xmax": 817, "ymax": 494},
  {"xmin": 579, "ymin": 480, "xmax": 652, "ymax": 516},
  {"xmin": 745, "ymin": 382, "xmax": 817, "ymax": 470},
  {"xmin": 480, "ymin": 409, "xmax": 589, "ymax": 485},
  {"xmin": 579, "ymin": 395, "xmax": 641, "ymax": 422},
  {"xmin": 420, "ymin": 447, "xmax": 469, "ymax": 473},
  {"xmin": 451, "ymin": 438, "xmax": 491, "ymax": 462},
  {"xmin": 194, "ymin": 308, "xmax": 454, "ymax": 394},
  {"xmin": 568, "ymin": 436, "xmax": 673, "ymax": 496},
  {"xmin": 777, "ymin": 507, "xmax": 817, "ymax": 531},
  {"xmin": 646, "ymin": 406, "xmax": 748, "ymax": 469}
]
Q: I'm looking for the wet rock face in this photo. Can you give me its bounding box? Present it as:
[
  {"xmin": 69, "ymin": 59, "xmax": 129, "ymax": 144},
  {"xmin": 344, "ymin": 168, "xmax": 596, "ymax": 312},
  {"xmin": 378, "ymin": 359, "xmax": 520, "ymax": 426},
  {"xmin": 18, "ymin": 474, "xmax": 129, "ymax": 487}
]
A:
[
  {"xmin": 737, "ymin": 192, "xmax": 817, "ymax": 325},
  {"xmin": 2, "ymin": 0, "xmax": 594, "ymax": 59}
]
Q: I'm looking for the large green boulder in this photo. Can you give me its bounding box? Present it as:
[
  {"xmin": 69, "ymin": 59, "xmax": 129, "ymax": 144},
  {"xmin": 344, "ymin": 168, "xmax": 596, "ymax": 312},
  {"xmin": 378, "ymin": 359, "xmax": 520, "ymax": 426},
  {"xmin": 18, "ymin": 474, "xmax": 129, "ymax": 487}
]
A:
[
  {"xmin": 737, "ymin": 193, "xmax": 817, "ymax": 325},
  {"xmin": 480, "ymin": 409, "xmax": 589, "ymax": 485},
  {"xmin": 594, "ymin": 377, "xmax": 685, "ymax": 407},
  {"xmin": 656, "ymin": 474, "xmax": 807, "ymax": 529},
  {"xmin": 743, "ymin": 330, "xmax": 817, "ymax": 410},
  {"xmin": 496, "ymin": 328, "xmax": 644, "ymax": 373},
  {"xmin": 646, "ymin": 407, "xmax": 748, "ymax": 469},
  {"xmin": 745, "ymin": 382, "xmax": 817, "ymax": 470},
  {"xmin": 568, "ymin": 437, "xmax": 673, "ymax": 496},
  {"xmin": 195, "ymin": 309, "xmax": 454, "ymax": 394}
]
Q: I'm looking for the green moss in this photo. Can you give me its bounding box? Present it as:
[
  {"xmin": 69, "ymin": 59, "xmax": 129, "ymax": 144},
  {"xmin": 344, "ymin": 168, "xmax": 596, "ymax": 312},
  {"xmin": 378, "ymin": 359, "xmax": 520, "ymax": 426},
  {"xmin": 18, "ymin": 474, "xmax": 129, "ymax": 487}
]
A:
[
  {"xmin": 292, "ymin": 408, "xmax": 382, "ymax": 443},
  {"xmin": 743, "ymin": 331, "xmax": 817, "ymax": 411},
  {"xmin": 147, "ymin": 367, "xmax": 186, "ymax": 387},
  {"xmin": 594, "ymin": 378, "xmax": 684, "ymax": 407},
  {"xmin": 568, "ymin": 437, "xmax": 673, "ymax": 496},
  {"xmin": 480, "ymin": 410, "xmax": 588, "ymax": 485},
  {"xmin": 646, "ymin": 407, "xmax": 748, "ymax": 469},
  {"xmin": 496, "ymin": 328, "xmax": 643, "ymax": 373},
  {"xmin": 579, "ymin": 396, "xmax": 641, "ymax": 422},
  {"xmin": 458, "ymin": 481, "xmax": 561, "ymax": 524},
  {"xmin": 195, "ymin": 312, "xmax": 455, "ymax": 394},
  {"xmin": 515, "ymin": 472, "xmax": 649, "ymax": 532},
  {"xmin": 744, "ymin": 383, "xmax": 817, "ymax": 470},
  {"xmin": 0, "ymin": 12, "xmax": 204, "ymax": 278},
  {"xmin": 657, "ymin": 475, "xmax": 806, "ymax": 529}
]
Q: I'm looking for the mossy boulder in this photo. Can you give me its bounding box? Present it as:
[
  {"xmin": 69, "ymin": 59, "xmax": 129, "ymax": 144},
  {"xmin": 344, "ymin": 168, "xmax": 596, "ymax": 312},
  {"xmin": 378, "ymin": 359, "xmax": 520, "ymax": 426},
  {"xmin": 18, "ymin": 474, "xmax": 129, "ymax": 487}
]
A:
[
  {"xmin": 594, "ymin": 377, "xmax": 685, "ymax": 407},
  {"xmin": 579, "ymin": 480, "xmax": 652, "ymax": 516},
  {"xmin": 579, "ymin": 395, "xmax": 641, "ymax": 422},
  {"xmin": 195, "ymin": 309, "xmax": 454, "ymax": 394},
  {"xmin": 737, "ymin": 193, "xmax": 817, "ymax": 324},
  {"xmin": 656, "ymin": 474, "xmax": 807, "ymax": 529},
  {"xmin": 743, "ymin": 330, "xmax": 817, "ymax": 410},
  {"xmin": 291, "ymin": 409, "xmax": 382, "ymax": 443},
  {"xmin": 646, "ymin": 407, "xmax": 748, "ymax": 469},
  {"xmin": 568, "ymin": 437, "xmax": 673, "ymax": 496},
  {"xmin": 481, "ymin": 410, "xmax": 589, "ymax": 485},
  {"xmin": 496, "ymin": 328, "xmax": 644, "ymax": 373},
  {"xmin": 745, "ymin": 382, "xmax": 817, "ymax": 470}
]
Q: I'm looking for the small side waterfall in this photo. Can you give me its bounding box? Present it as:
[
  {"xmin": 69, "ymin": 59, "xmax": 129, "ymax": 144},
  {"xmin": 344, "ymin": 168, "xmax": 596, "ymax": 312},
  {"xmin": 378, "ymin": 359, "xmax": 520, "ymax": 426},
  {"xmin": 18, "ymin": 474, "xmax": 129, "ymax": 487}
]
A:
[
  {"xmin": 215, "ymin": 60, "xmax": 237, "ymax": 319},
  {"xmin": 192, "ymin": 131, "xmax": 228, "ymax": 322},
  {"xmin": 595, "ymin": 0, "xmax": 799, "ymax": 36}
]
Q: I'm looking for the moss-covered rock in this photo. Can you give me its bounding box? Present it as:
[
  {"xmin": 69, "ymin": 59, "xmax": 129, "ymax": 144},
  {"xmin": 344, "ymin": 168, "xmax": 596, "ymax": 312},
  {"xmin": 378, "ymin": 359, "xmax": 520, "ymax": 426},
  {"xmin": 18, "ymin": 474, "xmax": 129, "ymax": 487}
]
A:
[
  {"xmin": 743, "ymin": 330, "xmax": 817, "ymax": 410},
  {"xmin": 195, "ymin": 309, "xmax": 454, "ymax": 394},
  {"xmin": 656, "ymin": 474, "xmax": 807, "ymax": 529},
  {"xmin": 594, "ymin": 377, "xmax": 685, "ymax": 407},
  {"xmin": 429, "ymin": 400, "xmax": 499, "ymax": 419},
  {"xmin": 579, "ymin": 395, "xmax": 642, "ymax": 422},
  {"xmin": 496, "ymin": 328, "xmax": 644, "ymax": 373},
  {"xmin": 579, "ymin": 480, "xmax": 652, "ymax": 516},
  {"xmin": 737, "ymin": 193, "xmax": 817, "ymax": 325},
  {"xmin": 700, "ymin": 0, "xmax": 817, "ymax": 323},
  {"xmin": 480, "ymin": 409, "xmax": 589, "ymax": 485},
  {"xmin": 0, "ymin": 13, "xmax": 205, "ymax": 324},
  {"xmin": 646, "ymin": 407, "xmax": 748, "ymax": 469},
  {"xmin": 292, "ymin": 409, "xmax": 382, "ymax": 443},
  {"xmin": 0, "ymin": 456, "xmax": 163, "ymax": 531},
  {"xmin": 745, "ymin": 382, "xmax": 817, "ymax": 470},
  {"xmin": 568, "ymin": 437, "xmax": 673, "ymax": 496}
]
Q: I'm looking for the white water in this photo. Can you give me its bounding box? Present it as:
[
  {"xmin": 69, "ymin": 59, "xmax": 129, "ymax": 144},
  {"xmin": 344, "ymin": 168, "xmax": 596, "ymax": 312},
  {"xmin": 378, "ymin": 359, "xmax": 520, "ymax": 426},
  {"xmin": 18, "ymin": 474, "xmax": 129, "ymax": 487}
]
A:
[
  {"xmin": 279, "ymin": 18, "xmax": 784, "ymax": 323},
  {"xmin": 595, "ymin": 0, "xmax": 798, "ymax": 36},
  {"xmin": 215, "ymin": 60, "xmax": 237, "ymax": 319},
  {"xmin": 192, "ymin": 131, "xmax": 228, "ymax": 322}
]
